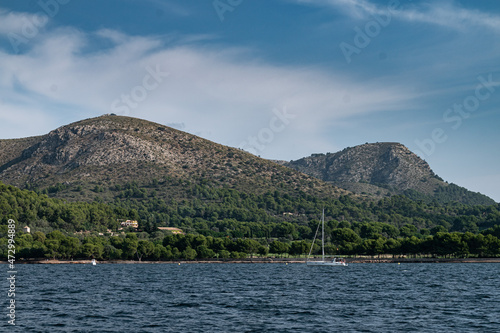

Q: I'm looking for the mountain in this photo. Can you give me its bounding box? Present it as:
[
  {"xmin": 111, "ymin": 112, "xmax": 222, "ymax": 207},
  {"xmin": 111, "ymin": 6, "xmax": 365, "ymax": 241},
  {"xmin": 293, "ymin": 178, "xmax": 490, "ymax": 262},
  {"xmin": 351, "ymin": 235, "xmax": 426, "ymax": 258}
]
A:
[
  {"xmin": 0, "ymin": 117, "xmax": 493, "ymax": 207},
  {"xmin": 0, "ymin": 116, "xmax": 498, "ymax": 237},
  {"xmin": 0, "ymin": 115, "xmax": 347, "ymax": 201},
  {"xmin": 281, "ymin": 142, "xmax": 495, "ymax": 205}
]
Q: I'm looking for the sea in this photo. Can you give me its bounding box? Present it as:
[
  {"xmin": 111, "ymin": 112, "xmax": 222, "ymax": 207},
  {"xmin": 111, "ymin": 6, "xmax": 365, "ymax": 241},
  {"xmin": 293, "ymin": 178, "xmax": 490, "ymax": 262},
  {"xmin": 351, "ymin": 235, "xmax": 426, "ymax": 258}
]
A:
[{"xmin": 2, "ymin": 263, "xmax": 500, "ymax": 332}]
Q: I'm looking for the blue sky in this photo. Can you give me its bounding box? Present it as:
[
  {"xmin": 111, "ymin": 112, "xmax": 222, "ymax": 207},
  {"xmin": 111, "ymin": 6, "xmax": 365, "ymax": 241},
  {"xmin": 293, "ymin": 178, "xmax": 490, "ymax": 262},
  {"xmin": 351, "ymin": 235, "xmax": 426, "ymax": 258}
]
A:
[{"xmin": 0, "ymin": 0, "xmax": 499, "ymax": 201}]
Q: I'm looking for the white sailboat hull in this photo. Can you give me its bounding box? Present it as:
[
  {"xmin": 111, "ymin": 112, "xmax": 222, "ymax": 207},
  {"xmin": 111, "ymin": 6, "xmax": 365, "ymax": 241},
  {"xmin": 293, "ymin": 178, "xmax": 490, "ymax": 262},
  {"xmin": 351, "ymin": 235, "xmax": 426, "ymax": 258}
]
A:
[{"xmin": 306, "ymin": 260, "xmax": 347, "ymax": 266}]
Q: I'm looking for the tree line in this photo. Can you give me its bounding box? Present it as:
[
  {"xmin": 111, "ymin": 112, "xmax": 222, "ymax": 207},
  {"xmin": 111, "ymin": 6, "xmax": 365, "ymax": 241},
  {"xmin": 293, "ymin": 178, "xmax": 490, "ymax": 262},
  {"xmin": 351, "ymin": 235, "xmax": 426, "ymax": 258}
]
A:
[{"xmin": 1, "ymin": 225, "xmax": 499, "ymax": 261}]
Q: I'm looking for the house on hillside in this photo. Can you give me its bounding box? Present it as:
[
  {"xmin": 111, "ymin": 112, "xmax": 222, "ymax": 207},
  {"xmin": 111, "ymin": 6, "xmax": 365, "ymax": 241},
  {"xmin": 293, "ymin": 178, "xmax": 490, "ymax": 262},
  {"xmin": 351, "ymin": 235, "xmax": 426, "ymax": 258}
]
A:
[
  {"xmin": 283, "ymin": 212, "xmax": 299, "ymax": 216},
  {"xmin": 23, "ymin": 226, "xmax": 30, "ymax": 233},
  {"xmin": 119, "ymin": 220, "xmax": 139, "ymax": 229},
  {"xmin": 158, "ymin": 227, "xmax": 184, "ymax": 234}
]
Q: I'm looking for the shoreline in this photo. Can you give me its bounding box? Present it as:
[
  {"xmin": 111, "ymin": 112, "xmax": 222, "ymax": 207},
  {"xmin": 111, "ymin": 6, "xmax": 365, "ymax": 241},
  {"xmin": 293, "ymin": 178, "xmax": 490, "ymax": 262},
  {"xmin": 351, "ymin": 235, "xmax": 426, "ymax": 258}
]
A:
[{"xmin": 3, "ymin": 257, "xmax": 500, "ymax": 264}]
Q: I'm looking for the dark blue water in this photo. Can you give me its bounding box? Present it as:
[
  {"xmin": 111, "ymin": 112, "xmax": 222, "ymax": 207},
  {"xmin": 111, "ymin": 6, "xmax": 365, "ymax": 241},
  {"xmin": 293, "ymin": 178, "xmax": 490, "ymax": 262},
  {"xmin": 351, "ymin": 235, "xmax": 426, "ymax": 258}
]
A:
[{"xmin": 2, "ymin": 263, "xmax": 500, "ymax": 332}]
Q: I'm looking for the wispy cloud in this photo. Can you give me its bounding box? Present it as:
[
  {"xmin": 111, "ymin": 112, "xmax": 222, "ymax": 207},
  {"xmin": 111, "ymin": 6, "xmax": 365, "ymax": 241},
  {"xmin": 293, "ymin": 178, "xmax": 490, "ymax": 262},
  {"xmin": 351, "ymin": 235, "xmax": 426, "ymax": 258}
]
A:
[
  {"xmin": 294, "ymin": 0, "xmax": 500, "ymax": 33},
  {"xmin": 139, "ymin": 0, "xmax": 193, "ymax": 17},
  {"xmin": 0, "ymin": 22, "xmax": 417, "ymax": 158},
  {"xmin": 0, "ymin": 8, "xmax": 49, "ymax": 35},
  {"xmin": 398, "ymin": 2, "xmax": 500, "ymax": 32}
]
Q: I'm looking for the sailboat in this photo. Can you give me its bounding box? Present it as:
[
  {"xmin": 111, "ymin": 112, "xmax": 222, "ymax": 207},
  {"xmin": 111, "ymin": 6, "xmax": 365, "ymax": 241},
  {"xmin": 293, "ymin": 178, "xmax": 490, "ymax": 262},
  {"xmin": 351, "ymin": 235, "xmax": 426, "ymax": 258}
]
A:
[{"xmin": 306, "ymin": 209, "xmax": 347, "ymax": 266}]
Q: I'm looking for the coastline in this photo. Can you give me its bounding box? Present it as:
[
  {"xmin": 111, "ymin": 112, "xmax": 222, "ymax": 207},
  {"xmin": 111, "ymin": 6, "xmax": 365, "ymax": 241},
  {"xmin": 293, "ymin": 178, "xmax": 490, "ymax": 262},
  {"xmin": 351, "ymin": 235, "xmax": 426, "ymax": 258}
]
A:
[
  {"xmin": 4, "ymin": 258, "xmax": 305, "ymax": 265},
  {"xmin": 3, "ymin": 257, "xmax": 500, "ymax": 264}
]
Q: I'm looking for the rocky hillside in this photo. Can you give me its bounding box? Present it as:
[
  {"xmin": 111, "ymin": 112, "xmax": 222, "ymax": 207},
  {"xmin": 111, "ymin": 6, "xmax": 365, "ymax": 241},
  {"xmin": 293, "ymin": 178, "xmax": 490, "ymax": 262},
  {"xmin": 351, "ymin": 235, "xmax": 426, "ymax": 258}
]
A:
[
  {"xmin": 282, "ymin": 142, "xmax": 495, "ymax": 205},
  {"xmin": 0, "ymin": 115, "xmax": 347, "ymax": 201},
  {"xmin": 0, "ymin": 117, "xmax": 493, "ymax": 206}
]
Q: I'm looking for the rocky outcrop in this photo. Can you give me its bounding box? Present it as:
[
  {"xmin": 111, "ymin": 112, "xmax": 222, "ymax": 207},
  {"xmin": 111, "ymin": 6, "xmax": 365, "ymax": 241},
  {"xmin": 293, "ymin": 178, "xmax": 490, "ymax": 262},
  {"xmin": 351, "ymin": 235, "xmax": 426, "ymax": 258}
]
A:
[
  {"xmin": 283, "ymin": 142, "xmax": 495, "ymax": 205},
  {"xmin": 287, "ymin": 142, "xmax": 439, "ymax": 192}
]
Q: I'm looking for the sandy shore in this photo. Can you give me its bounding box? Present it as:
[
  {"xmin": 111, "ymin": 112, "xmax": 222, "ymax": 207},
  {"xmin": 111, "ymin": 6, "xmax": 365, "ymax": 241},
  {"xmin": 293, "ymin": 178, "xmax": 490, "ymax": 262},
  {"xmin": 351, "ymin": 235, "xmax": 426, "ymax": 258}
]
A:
[
  {"xmin": 3, "ymin": 257, "xmax": 500, "ymax": 264},
  {"xmin": 3, "ymin": 258, "xmax": 304, "ymax": 265}
]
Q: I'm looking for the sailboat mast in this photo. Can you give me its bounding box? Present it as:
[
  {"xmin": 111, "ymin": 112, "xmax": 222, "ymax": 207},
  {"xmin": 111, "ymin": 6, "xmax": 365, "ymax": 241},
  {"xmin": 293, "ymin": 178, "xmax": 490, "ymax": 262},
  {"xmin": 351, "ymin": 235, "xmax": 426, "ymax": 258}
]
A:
[{"xmin": 322, "ymin": 208, "xmax": 325, "ymax": 261}]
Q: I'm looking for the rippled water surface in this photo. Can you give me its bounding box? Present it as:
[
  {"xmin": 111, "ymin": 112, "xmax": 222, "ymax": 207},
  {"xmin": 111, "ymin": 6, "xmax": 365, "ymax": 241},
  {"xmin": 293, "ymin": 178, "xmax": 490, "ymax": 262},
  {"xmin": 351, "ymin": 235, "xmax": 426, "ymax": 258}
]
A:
[{"xmin": 2, "ymin": 263, "xmax": 500, "ymax": 332}]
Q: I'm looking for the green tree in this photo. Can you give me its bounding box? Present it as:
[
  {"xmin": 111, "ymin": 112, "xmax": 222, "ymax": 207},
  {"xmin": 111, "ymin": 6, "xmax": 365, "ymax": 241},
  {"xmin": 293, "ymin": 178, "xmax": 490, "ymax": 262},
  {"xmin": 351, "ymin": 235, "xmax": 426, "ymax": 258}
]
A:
[
  {"xmin": 331, "ymin": 228, "xmax": 361, "ymax": 247},
  {"xmin": 182, "ymin": 247, "xmax": 197, "ymax": 260},
  {"xmin": 383, "ymin": 238, "xmax": 400, "ymax": 257},
  {"xmin": 483, "ymin": 234, "xmax": 500, "ymax": 257},
  {"xmin": 44, "ymin": 239, "xmax": 61, "ymax": 259},
  {"xmin": 137, "ymin": 240, "xmax": 155, "ymax": 261},
  {"xmin": 400, "ymin": 224, "xmax": 418, "ymax": 238},
  {"xmin": 59, "ymin": 237, "xmax": 80, "ymax": 259},
  {"xmin": 257, "ymin": 245, "xmax": 269, "ymax": 257},
  {"xmin": 400, "ymin": 236, "xmax": 422, "ymax": 257},
  {"xmin": 360, "ymin": 238, "xmax": 385, "ymax": 257},
  {"xmin": 81, "ymin": 243, "xmax": 96, "ymax": 259},
  {"xmin": 104, "ymin": 244, "xmax": 123, "ymax": 260},
  {"xmin": 432, "ymin": 232, "xmax": 469, "ymax": 258},
  {"xmin": 123, "ymin": 235, "xmax": 139, "ymax": 259},
  {"xmin": 289, "ymin": 240, "xmax": 309, "ymax": 256},
  {"xmin": 269, "ymin": 241, "xmax": 290, "ymax": 258},
  {"xmin": 196, "ymin": 245, "xmax": 215, "ymax": 259},
  {"xmin": 219, "ymin": 250, "xmax": 231, "ymax": 259}
]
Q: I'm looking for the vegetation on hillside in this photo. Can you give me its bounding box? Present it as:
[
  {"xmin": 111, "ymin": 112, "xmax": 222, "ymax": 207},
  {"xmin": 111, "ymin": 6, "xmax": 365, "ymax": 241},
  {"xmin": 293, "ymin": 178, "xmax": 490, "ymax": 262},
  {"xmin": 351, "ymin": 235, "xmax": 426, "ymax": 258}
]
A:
[
  {"xmin": 1, "ymin": 180, "xmax": 500, "ymax": 260},
  {"xmin": 2, "ymin": 226, "xmax": 500, "ymax": 261},
  {"xmin": 2, "ymin": 181, "xmax": 500, "ymax": 236},
  {"xmin": 404, "ymin": 184, "xmax": 495, "ymax": 206}
]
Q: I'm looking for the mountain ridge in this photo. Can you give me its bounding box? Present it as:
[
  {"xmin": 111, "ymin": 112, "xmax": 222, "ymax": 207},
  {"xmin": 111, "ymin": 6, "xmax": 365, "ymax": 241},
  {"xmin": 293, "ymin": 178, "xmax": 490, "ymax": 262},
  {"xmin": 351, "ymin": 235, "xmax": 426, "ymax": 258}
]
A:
[
  {"xmin": 281, "ymin": 142, "xmax": 495, "ymax": 205},
  {"xmin": 0, "ymin": 115, "xmax": 347, "ymax": 201},
  {"xmin": 0, "ymin": 115, "xmax": 494, "ymax": 206}
]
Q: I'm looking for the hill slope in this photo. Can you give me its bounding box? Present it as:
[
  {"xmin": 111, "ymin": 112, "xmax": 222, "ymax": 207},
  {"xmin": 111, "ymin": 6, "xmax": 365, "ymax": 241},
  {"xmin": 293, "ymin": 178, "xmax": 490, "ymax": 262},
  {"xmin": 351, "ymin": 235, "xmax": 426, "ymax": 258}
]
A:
[
  {"xmin": 0, "ymin": 119, "xmax": 498, "ymax": 236},
  {"xmin": 282, "ymin": 142, "xmax": 495, "ymax": 205},
  {"xmin": 0, "ymin": 115, "xmax": 346, "ymax": 201}
]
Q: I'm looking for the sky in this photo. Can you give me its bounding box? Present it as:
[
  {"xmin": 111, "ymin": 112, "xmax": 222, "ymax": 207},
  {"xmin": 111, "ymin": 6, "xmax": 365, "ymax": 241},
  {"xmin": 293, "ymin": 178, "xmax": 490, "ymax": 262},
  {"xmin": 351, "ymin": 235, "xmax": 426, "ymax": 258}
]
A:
[{"xmin": 0, "ymin": 0, "xmax": 499, "ymax": 201}]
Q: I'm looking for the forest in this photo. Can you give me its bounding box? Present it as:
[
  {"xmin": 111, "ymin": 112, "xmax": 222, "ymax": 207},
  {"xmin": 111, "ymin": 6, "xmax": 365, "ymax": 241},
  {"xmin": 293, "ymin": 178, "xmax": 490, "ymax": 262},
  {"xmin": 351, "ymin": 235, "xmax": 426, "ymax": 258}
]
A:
[
  {"xmin": 1, "ymin": 180, "xmax": 500, "ymax": 260},
  {"xmin": 2, "ymin": 226, "xmax": 500, "ymax": 261}
]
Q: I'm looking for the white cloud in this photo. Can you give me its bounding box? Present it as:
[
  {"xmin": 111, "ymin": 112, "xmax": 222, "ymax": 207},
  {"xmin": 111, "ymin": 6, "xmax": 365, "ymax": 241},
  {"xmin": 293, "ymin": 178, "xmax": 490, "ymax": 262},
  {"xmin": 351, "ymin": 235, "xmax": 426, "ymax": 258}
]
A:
[
  {"xmin": 0, "ymin": 8, "xmax": 49, "ymax": 35},
  {"xmin": 397, "ymin": 2, "xmax": 500, "ymax": 32},
  {"xmin": 0, "ymin": 21, "xmax": 418, "ymax": 158},
  {"xmin": 295, "ymin": 0, "xmax": 500, "ymax": 33}
]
